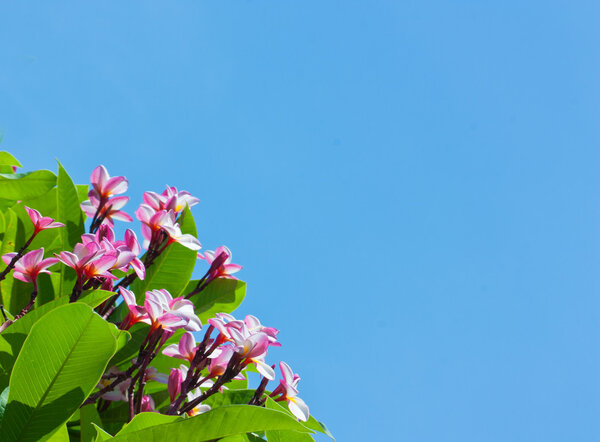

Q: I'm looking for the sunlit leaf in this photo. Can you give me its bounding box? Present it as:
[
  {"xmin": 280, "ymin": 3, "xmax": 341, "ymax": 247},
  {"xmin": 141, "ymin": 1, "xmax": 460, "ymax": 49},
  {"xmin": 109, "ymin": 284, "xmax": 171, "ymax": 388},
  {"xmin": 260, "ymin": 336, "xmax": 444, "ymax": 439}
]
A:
[
  {"xmin": 0, "ymin": 303, "xmax": 117, "ymax": 442},
  {"xmin": 0, "ymin": 170, "xmax": 57, "ymax": 201}
]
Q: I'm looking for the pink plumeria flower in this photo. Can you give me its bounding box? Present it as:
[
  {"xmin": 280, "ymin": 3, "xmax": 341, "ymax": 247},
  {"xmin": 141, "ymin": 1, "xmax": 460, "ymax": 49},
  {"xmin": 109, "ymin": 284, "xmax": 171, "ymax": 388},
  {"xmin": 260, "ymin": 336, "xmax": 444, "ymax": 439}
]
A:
[
  {"xmin": 82, "ymin": 226, "xmax": 145, "ymax": 280},
  {"xmin": 162, "ymin": 331, "xmax": 198, "ymax": 362},
  {"xmin": 271, "ymin": 362, "xmax": 309, "ymax": 422},
  {"xmin": 143, "ymin": 186, "xmax": 200, "ymax": 214},
  {"xmin": 244, "ymin": 315, "xmax": 281, "ymax": 347},
  {"xmin": 207, "ymin": 313, "xmax": 243, "ymax": 343},
  {"xmin": 81, "ymin": 165, "xmax": 131, "ymax": 228},
  {"xmin": 81, "ymin": 195, "xmax": 133, "ymax": 226},
  {"xmin": 119, "ymin": 287, "xmax": 149, "ymax": 329},
  {"xmin": 227, "ymin": 326, "xmax": 275, "ymax": 380},
  {"xmin": 89, "ymin": 165, "xmax": 129, "ymax": 200},
  {"xmin": 2, "ymin": 248, "xmax": 59, "ymax": 286},
  {"xmin": 185, "ymin": 388, "xmax": 211, "ymax": 417},
  {"xmin": 24, "ymin": 206, "xmax": 65, "ymax": 234},
  {"xmin": 144, "ymin": 289, "xmax": 202, "ymax": 332},
  {"xmin": 198, "ymin": 246, "xmax": 242, "ymax": 279},
  {"xmin": 135, "ymin": 206, "xmax": 201, "ymax": 251},
  {"xmin": 56, "ymin": 242, "xmax": 109, "ymax": 279},
  {"xmin": 140, "ymin": 395, "xmax": 157, "ymax": 413}
]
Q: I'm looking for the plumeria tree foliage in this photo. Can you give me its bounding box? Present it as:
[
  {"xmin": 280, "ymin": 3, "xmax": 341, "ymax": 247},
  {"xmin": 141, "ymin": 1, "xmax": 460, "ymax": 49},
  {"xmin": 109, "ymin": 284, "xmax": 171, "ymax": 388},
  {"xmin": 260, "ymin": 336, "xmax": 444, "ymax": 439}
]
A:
[{"xmin": 0, "ymin": 152, "xmax": 332, "ymax": 442}]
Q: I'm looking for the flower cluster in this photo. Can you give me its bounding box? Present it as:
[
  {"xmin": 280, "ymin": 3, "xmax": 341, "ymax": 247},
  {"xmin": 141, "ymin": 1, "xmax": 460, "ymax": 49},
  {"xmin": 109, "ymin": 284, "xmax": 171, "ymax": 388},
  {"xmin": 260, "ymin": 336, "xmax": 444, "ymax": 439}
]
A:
[
  {"xmin": 119, "ymin": 287, "xmax": 201, "ymax": 334},
  {"xmin": 57, "ymin": 225, "xmax": 145, "ymax": 299},
  {"xmin": 0, "ymin": 163, "xmax": 313, "ymax": 430},
  {"xmin": 136, "ymin": 187, "xmax": 201, "ymax": 252}
]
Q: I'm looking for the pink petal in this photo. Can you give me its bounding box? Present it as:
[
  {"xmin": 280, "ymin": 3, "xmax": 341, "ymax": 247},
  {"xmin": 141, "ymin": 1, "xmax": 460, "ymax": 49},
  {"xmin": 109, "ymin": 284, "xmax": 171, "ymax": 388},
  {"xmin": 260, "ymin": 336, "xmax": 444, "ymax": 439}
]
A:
[
  {"xmin": 162, "ymin": 344, "xmax": 183, "ymax": 359},
  {"xmin": 104, "ymin": 176, "xmax": 128, "ymax": 195},
  {"xmin": 2, "ymin": 252, "xmax": 17, "ymax": 266},
  {"xmin": 179, "ymin": 332, "xmax": 196, "ymax": 359},
  {"xmin": 24, "ymin": 206, "xmax": 41, "ymax": 225},
  {"xmin": 279, "ymin": 362, "xmax": 295, "ymax": 384},
  {"xmin": 90, "ymin": 165, "xmax": 109, "ymax": 189}
]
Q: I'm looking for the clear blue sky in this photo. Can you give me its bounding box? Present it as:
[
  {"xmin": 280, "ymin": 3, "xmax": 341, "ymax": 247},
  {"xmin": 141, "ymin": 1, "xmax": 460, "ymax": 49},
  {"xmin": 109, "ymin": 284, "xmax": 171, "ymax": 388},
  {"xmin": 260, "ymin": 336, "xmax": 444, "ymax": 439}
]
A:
[{"xmin": 1, "ymin": 1, "xmax": 599, "ymax": 440}]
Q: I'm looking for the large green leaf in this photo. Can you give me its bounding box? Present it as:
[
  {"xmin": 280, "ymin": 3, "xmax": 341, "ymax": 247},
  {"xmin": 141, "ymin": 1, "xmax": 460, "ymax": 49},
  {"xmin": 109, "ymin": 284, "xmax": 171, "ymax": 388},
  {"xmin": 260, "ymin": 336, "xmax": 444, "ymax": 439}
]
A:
[
  {"xmin": 109, "ymin": 405, "xmax": 312, "ymax": 442},
  {"xmin": 131, "ymin": 206, "xmax": 198, "ymax": 301},
  {"xmin": 77, "ymin": 184, "xmax": 90, "ymax": 203},
  {"xmin": 45, "ymin": 424, "xmax": 69, "ymax": 442},
  {"xmin": 186, "ymin": 278, "xmax": 246, "ymax": 322},
  {"xmin": 266, "ymin": 430, "xmax": 314, "ymax": 442},
  {"xmin": 0, "ymin": 152, "xmax": 22, "ymax": 168},
  {"xmin": 204, "ymin": 389, "xmax": 255, "ymax": 408},
  {"xmin": 0, "ymin": 303, "xmax": 117, "ymax": 442},
  {"xmin": 115, "ymin": 412, "xmax": 181, "ymax": 436},
  {"xmin": 221, "ymin": 435, "xmax": 266, "ymax": 442},
  {"xmin": 0, "ymin": 290, "xmax": 117, "ymax": 390},
  {"xmin": 0, "ymin": 170, "xmax": 57, "ymax": 201},
  {"xmin": 56, "ymin": 162, "xmax": 84, "ymax": 297}
]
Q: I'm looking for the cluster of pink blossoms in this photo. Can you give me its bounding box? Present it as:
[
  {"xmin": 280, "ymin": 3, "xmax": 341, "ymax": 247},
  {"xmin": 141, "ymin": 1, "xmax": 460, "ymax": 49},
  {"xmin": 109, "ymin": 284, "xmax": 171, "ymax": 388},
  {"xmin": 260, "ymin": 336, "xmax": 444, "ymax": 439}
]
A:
[
  {"xmin": 0, "ymin": 164, "xmax": 310, "ymax": 423},
  {"xmin": 119, "ymin": 287, "xmax": 201, "ymax": 334},
  {"xmin": 135, "ymin": 186, "xmax": 201, "ymax": 251},
  {"xmin": 57, "ymin": 225, "xmax": 145, "ymax": 296}
]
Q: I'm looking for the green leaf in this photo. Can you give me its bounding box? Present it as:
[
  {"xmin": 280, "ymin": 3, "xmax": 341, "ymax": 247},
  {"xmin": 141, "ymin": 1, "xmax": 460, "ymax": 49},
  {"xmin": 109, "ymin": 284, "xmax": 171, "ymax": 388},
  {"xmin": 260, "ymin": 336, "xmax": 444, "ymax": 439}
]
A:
[
  {"xmin": 110, "ymin": 405, "xmax": 313, "ymax": 442},
  {"xmin": 0, "ymin": 303, "xmax": 118, "ymax": 442},
  {"xmin": 204, "ymin": 389, "xmax": 255, "ymax": 408},
  {"xmin": 97, "ymin": 401, "xmax": 129, "ymax": 435},
  {"xmin": 93, "ymin": 423, "xmax": 113, "ymax": 441},
  {"xmin": 81, "ymin": 404, "xmax": 104, "ymax": 442},
  {"xmin": 45, "ymin": 424, "xmax": 69, "ymax": 442},
  {"xmin": 221, "ymin": 434, "xmax": 266, "ymax": 442},
  {"xmin": 0, "ymin": 386, "xmax": 8, "ymax": 425},
  {"xmin": 266, "ymin": 430, "xmax": 314, "ymax": 442},
  {"xmin": 108, "ymin": 323, "xmax": 149, "ymax": 368},
  {"xmin": 56, "ymin": 162, "xmax": 84, "ymax": 297},
  {"xmin": 131, "ymin": 206, "xmax": 198, "ymax": 301},
  {"xmin": 0, "ymin": 170, "xmax": 57, "ymax": 201},
  {"xmin": 115, "ymin": 412, "xmax": 182, "ymax": 436},
  {"xmin": 0, "ymin": 289, "xmax": 116, "ymax": 390},
  {"xmin": 0, "ymin": 152, "xmax": 22, "ymax": 168},
  {"xmin": 77, "ymin": 184, "xmax": 90, "ymax": 203},
  {"xmin": 186, "ymin": 278, "xmax": 246, "ymax": 322}
]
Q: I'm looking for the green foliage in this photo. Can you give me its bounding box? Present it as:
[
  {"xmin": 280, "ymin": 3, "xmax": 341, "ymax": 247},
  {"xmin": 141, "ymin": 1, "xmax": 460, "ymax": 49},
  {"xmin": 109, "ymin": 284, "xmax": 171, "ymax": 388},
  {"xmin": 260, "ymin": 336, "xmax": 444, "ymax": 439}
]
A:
[
  {"xmin": 109, "ymin": 406, "xmax": 312, "ymax": 442},
  {"xmin": 0, "ymin": 290, "xmax": 117, "ymax": 390},
  {"xmin": 56, "ymin": 162, "xmax": 85, "ymax": 296},
  {"xmin": 0, "ymin": 304, "xmax": 117, "ymax": 442},
  {"xmin": 0, "ymin": 154, "xmax": 330, "ymax": 441},
  {"xmin": 186, "ymin": 278, "xmax": 246, "ymax": 322},
  {"xmin": 0, "ymin": 170, "xmax": 57, "ymax": 201}
]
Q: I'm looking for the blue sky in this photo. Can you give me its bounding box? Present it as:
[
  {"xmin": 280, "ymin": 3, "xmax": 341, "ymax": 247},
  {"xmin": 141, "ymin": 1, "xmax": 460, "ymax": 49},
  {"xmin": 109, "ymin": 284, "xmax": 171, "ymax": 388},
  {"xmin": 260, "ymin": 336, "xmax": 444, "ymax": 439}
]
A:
[{"xmin": 1, "ymin": 1, "xmax": 600, "ymax": 440}]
